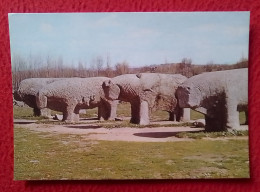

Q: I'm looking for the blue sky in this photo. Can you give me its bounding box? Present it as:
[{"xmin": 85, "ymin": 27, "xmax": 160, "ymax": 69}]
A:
[{"xmin": 8, "ymin": 12, "xmax": 250, "ymax": 68}]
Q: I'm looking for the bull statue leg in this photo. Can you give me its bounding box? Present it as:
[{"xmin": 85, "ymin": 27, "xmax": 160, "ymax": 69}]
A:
[
  {"xmin": 226, "ymin": 98, "xmax": 240, "ymax": 130},
  {"xmin": 33, "ymin": 107, "xmax": 41, "ymax": 116},
  {"xmin": 205, "ymin": 115, "xmax": 226, "ymax": 132},
  {"xmin": 139, "ymin": 100, "xmax": 149, "ymax": 125},
  {"xmin": 97, "ymin": 100, "xmax": 117, "ymax": 121},
  {"xmin": 130, "ymin": 100, "xmax": 149, "ymax": 125},
  {"xmin": 65, "ymin": 99, "xmax": 78, "ymax": 123},
  {"xmin": 98, "ymin": 103, "xmax": 108, "ymax": 121},
  {"xmin": 169, "ymin": 111, "xmax": 176, "ymax": 121},
  {"xmin": 205, "ymin": 106, "xmax": 227, "ymax": 132},
  {"xmin": 245, "ymin": 110, "xmax": 248, "ymax": 125},
  {"xmin": 169, "ymin": 107, "xmax": 190, "ymax": 122},
  {"xmin": 73, "ymin": 106, "xmax": 80, "ymax": 122},
  {"xmin": 108, "ymin": 100, "xmax": 118, "ymax": 120}
]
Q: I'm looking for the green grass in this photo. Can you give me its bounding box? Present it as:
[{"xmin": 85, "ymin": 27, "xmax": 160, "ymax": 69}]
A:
[
  {"xmin": 102, "ymin": 121, "xmax": 193, "ymax": 128},
  {"xmin": 79, "ymin": 108, "xmax": 98, "ymax": 118},
  {"xmin": 14, "ymin": 127, "xmax": 249, "ymax": 180},
  {"xmin": 13, "ymin": 103, "xmax": 249, "ymax": 180},
  {"xmin": 191, "ymin": 110, "xmax": 204, "ymax": 120},
  {"xmin": 190, "ymin": 110, "xmax": 247, "ymax": 124},
  {"xmin": 116, "ymin": 102, "xmax": 132, "ymax": 117},
  {"xmin": 176, "ymin": 130, "xmax": 248, "ymax": 139},
  {"xmin": 35, "ymin": 118, "xmax": 193, "ymax": 128},
  {"xmin": 239, "ymin": 111, "xmax": 247, "ymax": 124},
  {"xmin": 13, "ymin": 106, "xmax": 47, "ymax": 120}
]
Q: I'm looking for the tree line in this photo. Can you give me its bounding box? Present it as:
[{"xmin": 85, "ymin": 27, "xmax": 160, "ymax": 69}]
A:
[{"xmin": 12, "ymin": 54, "xmax": 248, "ymax": 91}]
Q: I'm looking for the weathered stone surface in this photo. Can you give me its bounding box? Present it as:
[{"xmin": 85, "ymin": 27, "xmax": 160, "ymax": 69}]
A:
[
  {"xmin": 102, "ymin": 73, "xmax": 189, "ymax": 125},
  {"xmin": 14, "ymin": 78, "xmax": 65, "ymax": 116},
  {"xmin": 182, "ymin": 108, "xmax": 191, "ymax": 122},
  {"xmin": 36, "ymin": 77, "xmax": 118, "ymax": 122},
  {"xmin": 177, "ymin": 68, "xmax": 248, "ymax": 131}
]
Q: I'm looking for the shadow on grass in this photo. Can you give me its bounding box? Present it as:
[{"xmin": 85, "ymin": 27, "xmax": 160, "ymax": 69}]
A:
[
  {"xmin": 133, "ymin": 132, "xmax": 178, "ymax": 138},
  {"xmin": 80, "ymin": 117, "xmax": 99, "ymax": 121},
  {"xmin": 133, "ymin": 131, "xmax": 201, "ymax": 138},
  {"xmin": 13, "ymin": 119, "xmax": 37, "ymax": 124},
  {"xmin": 65, "ymin": 125, "xmax": 102, "ymax": 129}
]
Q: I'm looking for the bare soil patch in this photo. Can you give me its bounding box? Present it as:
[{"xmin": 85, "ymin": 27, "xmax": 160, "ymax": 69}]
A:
[
  {"xmin": 13, "ymin": 118, "xmax": 248, "ymax": 142},
  {"xmin": 14, "ymin": 119, "xmax": 203, "ymax": 142}
]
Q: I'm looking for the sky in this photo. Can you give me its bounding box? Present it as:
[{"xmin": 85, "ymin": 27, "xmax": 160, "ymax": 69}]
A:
[{"xmin": 8, "ymin": 12, "xmax": 250, "ymax": 68}]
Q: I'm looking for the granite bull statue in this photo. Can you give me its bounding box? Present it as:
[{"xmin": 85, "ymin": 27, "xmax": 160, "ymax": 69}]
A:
[{"xmin": 177, "ymin": 68, "xmax": 248, "ymax": 132}]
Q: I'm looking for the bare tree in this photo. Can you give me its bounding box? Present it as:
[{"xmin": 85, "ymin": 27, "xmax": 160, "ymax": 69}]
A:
[
  {"xmin": 46, "ymin": 55, "xmax": 52, "ymax": 77},
  {"xmin": 105, "ymin": 54, "xmax": 113, "ymax": 77},
  {"xmin": 115, "ymin": 61, "xmax": 130, "ymax": 75},
  {"xmin": 11, "ymin": 54, "xmax": 27, "ymax": 90},
  {"xmin": 235, "ymin": 56, "xmax": 248, "ymax": 68},
  {"xmin": 77, "ymin": 61, "xmax": 85, "ymax": 77},
  {"xmin": 204, "ymin": 61, "xmax": 214, "ymax": 72},
  {"xmin": 178, "ymin": 58, "xmax": 192, "ymax": 77},
  {"xmin": 96, "ymin": 56, "xmax": 104, "ymax": 76}
]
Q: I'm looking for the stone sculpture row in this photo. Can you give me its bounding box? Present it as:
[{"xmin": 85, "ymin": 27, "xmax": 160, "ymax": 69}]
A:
[{"xmin": 13, "ymin": 68, "xmax": 248, "ymax": 132}]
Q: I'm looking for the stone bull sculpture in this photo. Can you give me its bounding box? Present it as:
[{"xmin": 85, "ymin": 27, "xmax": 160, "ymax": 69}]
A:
[
  {"xmin": 102, "ymin": 73, "xmax": 190, "ymax": 125},
  {"xmin": 36, "ymin": 77, "xmax": 118, "ymax": 122},
  {"xmin": 13, "ymin": 78, "xmax": 65, "ymax": 116},
  {"xmin": 177, "ymin": 68, "xmax": 248, "ymax": 132}
]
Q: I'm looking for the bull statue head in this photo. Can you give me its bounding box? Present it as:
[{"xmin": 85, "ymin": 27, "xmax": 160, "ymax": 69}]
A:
[
  {"xmin": 102, "ymin": 80, "xmax": 121, "ymax": 100},
  {"xmin": 177, "ymin": 83, "xmax": 202, "ymax": 109}
]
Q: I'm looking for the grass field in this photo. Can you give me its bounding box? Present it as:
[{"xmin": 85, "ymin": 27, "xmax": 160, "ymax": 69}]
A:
[
  {"xmin": 14, "ymin": 127, "xmax": 249, "ymax": 180},
  {"xmin": 13, "ymin": 103, "xmax": 249, "ymax": 180}
]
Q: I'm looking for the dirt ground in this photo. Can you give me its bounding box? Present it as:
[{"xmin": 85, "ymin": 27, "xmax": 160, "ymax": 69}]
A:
[{"xmin": 13, "ymin": 118, "xmax": 248, "ymax": 142}]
